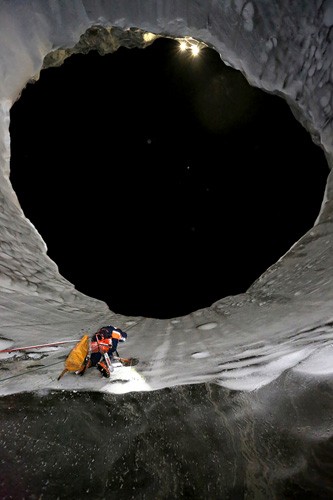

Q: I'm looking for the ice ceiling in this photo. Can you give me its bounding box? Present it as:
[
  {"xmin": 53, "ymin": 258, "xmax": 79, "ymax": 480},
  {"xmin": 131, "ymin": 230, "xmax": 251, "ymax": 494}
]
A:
[{"xmin": 1, "ymin": 0, "xmax": 333, "ymax": 395}]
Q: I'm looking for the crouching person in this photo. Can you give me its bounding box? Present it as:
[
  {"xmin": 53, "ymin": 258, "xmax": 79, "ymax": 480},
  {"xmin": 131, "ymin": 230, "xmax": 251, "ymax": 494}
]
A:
[{"xmin": 89, "ymin": 325, "xmax": 128, "ymax": 378}]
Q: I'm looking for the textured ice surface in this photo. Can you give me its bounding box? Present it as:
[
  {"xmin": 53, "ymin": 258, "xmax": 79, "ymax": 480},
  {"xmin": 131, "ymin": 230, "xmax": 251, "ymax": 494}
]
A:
[
  {"xmin": 0, "ymin": 1, "xmax": 333, "ymax": 497},
  {"xmin": 0, "ymin": 0, "xmax": 332, "ymax": 393},
  {"xmin": 0, "ymin": 0, "xmax": 333, "ymax": 390}
]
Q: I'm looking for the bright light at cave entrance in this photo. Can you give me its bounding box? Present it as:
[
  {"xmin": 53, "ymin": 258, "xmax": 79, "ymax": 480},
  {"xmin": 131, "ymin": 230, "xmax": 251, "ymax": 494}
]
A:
[
  {"xmin": 179, "ymin": 41, "xmax": 187, "ymax": 51},
  {"xmin": 178, "ymin": 38, "xmax": 201, "ymax": 56}
]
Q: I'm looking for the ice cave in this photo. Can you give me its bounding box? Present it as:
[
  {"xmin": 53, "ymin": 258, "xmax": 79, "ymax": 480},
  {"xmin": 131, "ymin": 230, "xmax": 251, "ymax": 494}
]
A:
[{"xmin": 0, "ymin": 1, "xmax": 333, "ymax": 498}]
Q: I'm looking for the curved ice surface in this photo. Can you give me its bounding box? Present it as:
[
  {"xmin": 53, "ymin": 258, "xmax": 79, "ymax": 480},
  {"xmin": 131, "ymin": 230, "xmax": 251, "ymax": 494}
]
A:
[
  {"xmin": 0, "ymin": 0, "xmax": 332, "ymax": 394},
  {"xmin": 0, "ymin": 0, "xmax": 333, "ymax": 394},
  {"xmin": 0, "ymin": 2, "xmax": 333, "ymax": 497}
]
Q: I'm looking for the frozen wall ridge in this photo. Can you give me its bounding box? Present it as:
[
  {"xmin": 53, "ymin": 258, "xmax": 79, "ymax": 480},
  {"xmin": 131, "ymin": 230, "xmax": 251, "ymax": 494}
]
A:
[{"xmin": 0, "ymin": 0, "xmax": 333, "ymax": 395}]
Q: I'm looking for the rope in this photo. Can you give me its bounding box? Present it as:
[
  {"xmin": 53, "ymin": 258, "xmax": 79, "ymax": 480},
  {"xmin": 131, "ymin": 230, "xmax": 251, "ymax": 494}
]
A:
[{"xmin": 0, "ymin": 359, "xmax": 63, "ymax": 383}]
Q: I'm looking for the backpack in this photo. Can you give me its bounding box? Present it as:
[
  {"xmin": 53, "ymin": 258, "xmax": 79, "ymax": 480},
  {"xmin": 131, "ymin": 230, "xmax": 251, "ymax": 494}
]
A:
[{"xmin": 57, "ymin": 334, "xmax": 90, "ymax": 380}]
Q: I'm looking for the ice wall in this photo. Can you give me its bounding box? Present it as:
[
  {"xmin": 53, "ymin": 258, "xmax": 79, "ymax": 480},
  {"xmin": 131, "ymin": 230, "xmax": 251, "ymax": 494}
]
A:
[
  {"xmin": 1, "ymin": 0, "xmax": 333, "ymax": 393},
  {"xmin": 2, "ymin": 5, "xmax": 333, "ymax": 497}
]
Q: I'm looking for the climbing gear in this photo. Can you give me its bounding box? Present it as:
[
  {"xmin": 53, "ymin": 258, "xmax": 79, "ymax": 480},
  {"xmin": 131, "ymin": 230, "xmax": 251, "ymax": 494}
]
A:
[{"xmin": 57, "ymin": 335, "xmax": 90, "ymax": 380}]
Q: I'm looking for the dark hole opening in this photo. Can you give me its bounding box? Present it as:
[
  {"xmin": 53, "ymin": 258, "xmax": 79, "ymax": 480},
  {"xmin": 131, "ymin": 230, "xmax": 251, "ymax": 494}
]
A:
[{"xmin": 9, "ymin": 37, "xmax": 329, "ymax": 318}]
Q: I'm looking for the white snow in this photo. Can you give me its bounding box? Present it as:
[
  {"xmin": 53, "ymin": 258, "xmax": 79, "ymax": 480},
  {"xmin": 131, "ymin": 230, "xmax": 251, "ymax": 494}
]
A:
[{"xmin": 191, "ymin": 351, "xmax": 210, "ymax": 359}]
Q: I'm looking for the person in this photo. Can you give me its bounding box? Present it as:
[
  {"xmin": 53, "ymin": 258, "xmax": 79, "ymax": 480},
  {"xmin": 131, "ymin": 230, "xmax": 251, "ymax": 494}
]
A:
[{"xmin": 78, "ymin": 325, "xmax": 128, "ymax": 378}]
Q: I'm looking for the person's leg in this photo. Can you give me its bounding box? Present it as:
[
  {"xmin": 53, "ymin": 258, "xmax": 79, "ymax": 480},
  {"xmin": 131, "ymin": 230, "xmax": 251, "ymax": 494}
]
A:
[
  {"xmin": 90, "ymin": 352, "xmax": 101, "ymax": 366},
  {"xmin": 97, "ymin": 355, "xmax": 111, "ymax": 377}
]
